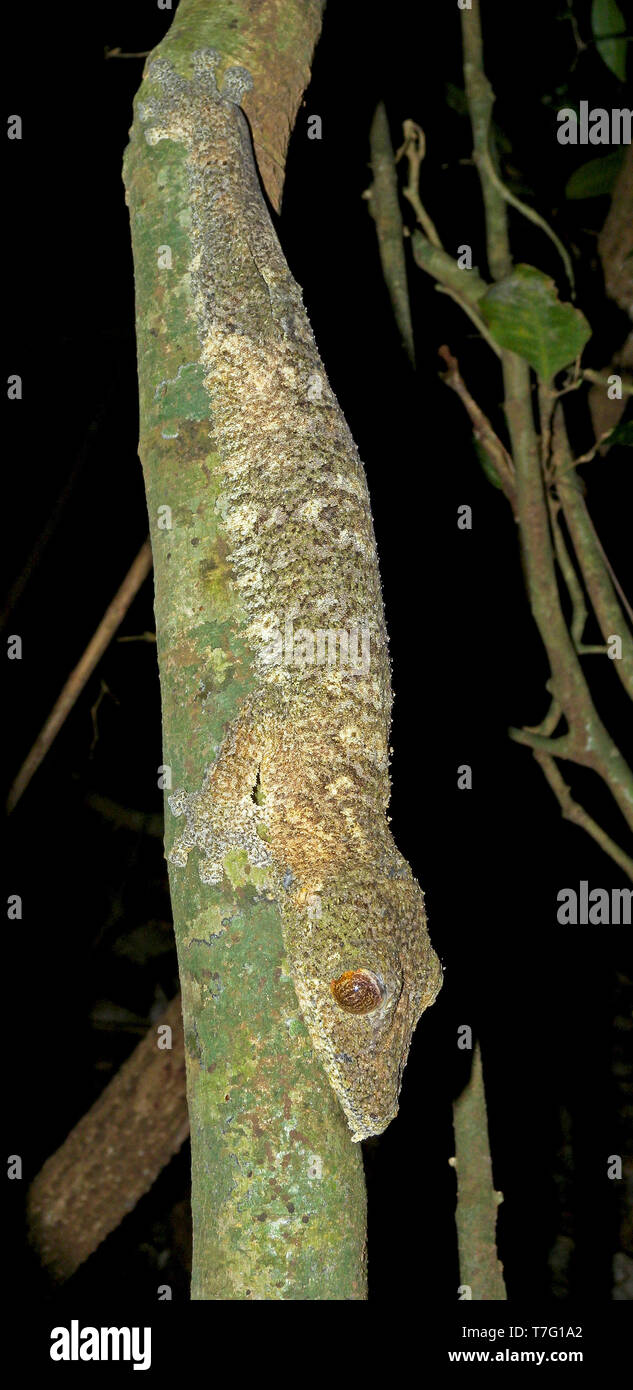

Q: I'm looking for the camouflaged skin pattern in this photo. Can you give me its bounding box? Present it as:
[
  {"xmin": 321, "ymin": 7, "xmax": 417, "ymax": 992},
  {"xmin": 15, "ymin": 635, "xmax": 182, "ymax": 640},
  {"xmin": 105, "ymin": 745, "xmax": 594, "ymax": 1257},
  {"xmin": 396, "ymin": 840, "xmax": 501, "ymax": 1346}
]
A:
[{"xmin": 138, "ymin": 51, "xmax": 442, "ymax": 1141}]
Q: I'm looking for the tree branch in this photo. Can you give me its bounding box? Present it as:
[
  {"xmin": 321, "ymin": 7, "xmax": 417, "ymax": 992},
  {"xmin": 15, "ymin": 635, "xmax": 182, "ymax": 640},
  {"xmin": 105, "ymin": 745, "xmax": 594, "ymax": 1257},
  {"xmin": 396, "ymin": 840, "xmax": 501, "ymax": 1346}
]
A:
[
  {"xmin": 27, "ymin": 995, "xmax": 188, "ymax": 1284},
  {"xmin": 123, "ymin": 0, "xmax": 367, "ymax": 1301},
  {"xmin": 533, "ymin": 754, "xmax": 633, "ymax": 883},
  {"xmin": 461, "ymin": 0, "xmax": 633, "ymax": 848},
  {"xmin": 7, "ymin": 540, "xmax": 152, "ymax": 814},
  {"xmin": 452, "ymin": 1043, "xmax": 506, "ymax": 1300},
  {"xmin": 368, "ymin": 102, "xmax": 416, "ymax": 365}
]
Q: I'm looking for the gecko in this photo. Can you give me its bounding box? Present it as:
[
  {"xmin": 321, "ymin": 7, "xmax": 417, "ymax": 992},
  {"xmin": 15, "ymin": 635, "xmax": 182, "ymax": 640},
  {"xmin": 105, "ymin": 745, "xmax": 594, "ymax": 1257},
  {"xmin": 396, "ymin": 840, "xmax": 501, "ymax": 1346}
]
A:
[{"xmin": 138, "ymin": 50, "xmax": 442, "ymax": 1142}]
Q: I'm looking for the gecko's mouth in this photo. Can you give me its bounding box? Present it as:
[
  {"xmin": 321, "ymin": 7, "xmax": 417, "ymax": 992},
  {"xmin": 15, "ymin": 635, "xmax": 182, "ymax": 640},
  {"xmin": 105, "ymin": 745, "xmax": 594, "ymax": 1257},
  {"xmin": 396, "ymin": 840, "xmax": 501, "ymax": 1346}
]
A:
[
  {"xmin": 344, "ymin": 1085, "xmax": 410, "ymax": 1141},
  {"xmin": 330, "ymin": 1020, "xmax": 411, "ymax": 1141},
  {"xmin": 341, "ymin": 1090, "xmax": 399, "ymax": 1143}
]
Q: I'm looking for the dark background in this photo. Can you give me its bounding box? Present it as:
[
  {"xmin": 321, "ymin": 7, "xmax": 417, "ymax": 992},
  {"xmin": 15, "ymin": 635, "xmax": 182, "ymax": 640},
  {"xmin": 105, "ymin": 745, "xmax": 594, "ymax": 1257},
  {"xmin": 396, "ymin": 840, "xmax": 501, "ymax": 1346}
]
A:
[{"xmin": 3, "ymin": 0, "xmax": 632, "ymax": 1308}]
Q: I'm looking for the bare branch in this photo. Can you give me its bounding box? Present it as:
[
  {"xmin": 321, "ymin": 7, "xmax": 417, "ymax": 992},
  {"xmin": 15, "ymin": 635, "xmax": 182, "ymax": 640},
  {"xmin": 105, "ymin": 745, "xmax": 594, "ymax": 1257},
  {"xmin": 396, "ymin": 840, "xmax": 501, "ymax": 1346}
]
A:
[
  {"xmin": 7, "ymin": 540, "xmax": 153, "ymax": 814},
  {"xmin": 452, "ymin": 1043, "xmax": 506, "ymax": 1301},
  {"xmin": 27, "ymin": 995, "xmax": 188, "ymax": 1284},
  {"xmin": 368, "ymin": 102, "xmax": 416, "ymax": 365}
]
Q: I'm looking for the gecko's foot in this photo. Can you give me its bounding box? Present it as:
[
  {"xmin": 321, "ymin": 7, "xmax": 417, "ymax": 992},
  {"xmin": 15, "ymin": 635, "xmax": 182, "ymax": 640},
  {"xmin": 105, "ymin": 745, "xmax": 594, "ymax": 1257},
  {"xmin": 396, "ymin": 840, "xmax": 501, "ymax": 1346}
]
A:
[
  {"xmin": 191, "ymin": 50, "xmax": 252, "ymax": 103},
  {"xmin": 199, "ymin": 856, "xmax": 224, "ymax": 886},
  {"xmin": 220, "ymin": 65, "xmax": 253, "ymax": 104},
  {"xmin": 138, "ymin": 49, "xmax": 252, "ymax": 147},
  {"xmin": 191, "ymin": 49, "xmax": 222, "ymax": 87},
  {"xmin": 168, "ymin": 788, "xmax": 188, "ymax": 818},
  {"xmin": 167, "ymin": 790, "xmax": 194, "ymax": 866},
  {"xmin": 138, "ymin": 58, "xmax": 187, "ymax": 143},
  {"xmin": 167, "ymin": 833, "xmax": 191, "ymax": 869},
  {"xmin": 167, "ymin": 777, "xmax": 272, "ymax": 884}
]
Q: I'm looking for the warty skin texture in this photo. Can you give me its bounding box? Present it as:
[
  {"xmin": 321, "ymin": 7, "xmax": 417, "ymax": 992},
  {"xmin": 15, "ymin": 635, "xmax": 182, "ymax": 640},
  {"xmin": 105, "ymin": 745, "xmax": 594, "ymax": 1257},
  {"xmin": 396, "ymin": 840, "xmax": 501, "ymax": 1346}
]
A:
[{"xmin": 139, "ymin": 50, "xmax": 442, "ymax": 1141}]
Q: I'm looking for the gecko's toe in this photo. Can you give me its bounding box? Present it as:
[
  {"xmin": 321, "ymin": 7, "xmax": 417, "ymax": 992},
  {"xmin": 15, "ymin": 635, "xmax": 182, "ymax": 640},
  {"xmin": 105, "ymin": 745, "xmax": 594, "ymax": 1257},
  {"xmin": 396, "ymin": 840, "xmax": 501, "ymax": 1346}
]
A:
[
  {"xmin": 249, "ymin": 838, "xmax": 273, "ymax": 870},
  {"xmin": 192, "ymin": 49, "xmax": 221, "ymax": 87},
  {"xmin": 199, "ymin": 857, "xmax": 223, "ymax": 886},
  {"xmin": 168, "ymin": 836, "xmax": 190, "ymax": 868},
  {"xmin": 147, "ymin": 57, "xmax": 178, "ymax": 86},
  {"xmin": 221, "ymin": 65, "xmax": 253, "ymax": 104}
]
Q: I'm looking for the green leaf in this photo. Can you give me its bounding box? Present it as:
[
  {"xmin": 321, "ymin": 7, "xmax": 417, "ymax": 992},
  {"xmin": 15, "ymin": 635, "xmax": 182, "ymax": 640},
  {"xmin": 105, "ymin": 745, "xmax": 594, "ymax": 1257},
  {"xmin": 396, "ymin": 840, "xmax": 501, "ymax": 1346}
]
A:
[
  {"xmin": 565, "ymin": 149, "xmax": 625, "ymax": 199},
  {"xmin": 591, "ymin": 0, "xmax": 628, "ymax": 82},
  {"xmin": 479, "ymin": 265, "xmax": 592, "ymax": 382},
  {"xmin": 473, "ymin": 437, "xmax": 503, "ymax": 490},
  {"xmin": 605, "ymin": 418, "xmax": 633, "ymax": 448},
  {"xmin": 444, "ymin": 82, "xmax": 511, "ymax": 151},
  {"xmin": 445, "ymin": 82, "xmax": 468, "ymax": 116}
]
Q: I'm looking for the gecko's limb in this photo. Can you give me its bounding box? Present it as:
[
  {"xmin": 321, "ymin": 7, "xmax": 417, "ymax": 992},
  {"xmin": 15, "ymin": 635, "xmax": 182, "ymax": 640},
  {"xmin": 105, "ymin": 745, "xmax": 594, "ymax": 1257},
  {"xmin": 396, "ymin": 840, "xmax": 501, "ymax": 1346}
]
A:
[
  {"xmin": 168, "ymin": 705, "xmax": 272, "ymax": 885},
  {"xmin": 138, "ymin": 50, "xmax": 251, "ymax": 139}
]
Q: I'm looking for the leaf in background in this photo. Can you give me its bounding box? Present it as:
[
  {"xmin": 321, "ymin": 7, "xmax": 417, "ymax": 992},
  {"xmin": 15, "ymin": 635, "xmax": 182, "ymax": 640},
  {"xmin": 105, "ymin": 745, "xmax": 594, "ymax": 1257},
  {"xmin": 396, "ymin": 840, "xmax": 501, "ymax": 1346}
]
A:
[
  {"xmin": 473, "ymin": 437, "xmax": 504, "ymax": 490},
  {"xmin": 444, "ymin": 82, "xmax": 512, "ymax": 152},
  {"xmin": 605, "ymin": 418, "xmax": 633, "ymax": 448},
  {"xmin": 445, "ymin": 82, "xmax": 468, "ymax": 116},
  {"xmin": 591, "ymin": 0, "xmax": 628, "ymax": 82},
  {"xmin": 565, "ymin": 148, "xmax": 625, "ymax": 199},
  {"xmin": 479, "ymin": 265, "xmax": 592, "ymax": 381}
]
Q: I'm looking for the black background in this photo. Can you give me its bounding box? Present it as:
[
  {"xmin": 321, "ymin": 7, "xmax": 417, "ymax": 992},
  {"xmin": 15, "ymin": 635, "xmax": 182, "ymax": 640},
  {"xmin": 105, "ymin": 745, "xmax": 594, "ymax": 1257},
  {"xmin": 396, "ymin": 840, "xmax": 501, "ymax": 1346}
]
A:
[{"xmin": 3, "ymin": 0, "xmax": 632, "ymax": 1321}]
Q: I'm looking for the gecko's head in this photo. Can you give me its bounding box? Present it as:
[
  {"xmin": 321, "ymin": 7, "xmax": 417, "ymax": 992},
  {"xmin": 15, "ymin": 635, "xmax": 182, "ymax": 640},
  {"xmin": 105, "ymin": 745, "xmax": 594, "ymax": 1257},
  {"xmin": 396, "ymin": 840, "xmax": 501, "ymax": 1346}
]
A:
[{"xmin": 284, "ymin": 864, "xmax": 442, "ymax": 1141}]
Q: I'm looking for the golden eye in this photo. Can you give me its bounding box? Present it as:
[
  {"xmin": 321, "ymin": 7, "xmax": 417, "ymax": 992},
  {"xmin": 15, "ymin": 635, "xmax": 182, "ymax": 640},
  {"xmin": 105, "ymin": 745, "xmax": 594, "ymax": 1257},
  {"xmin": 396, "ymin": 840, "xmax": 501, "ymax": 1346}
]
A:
[{"xmin": 330, "ymin": 970, "xmax": 383, "ymax": 1015}]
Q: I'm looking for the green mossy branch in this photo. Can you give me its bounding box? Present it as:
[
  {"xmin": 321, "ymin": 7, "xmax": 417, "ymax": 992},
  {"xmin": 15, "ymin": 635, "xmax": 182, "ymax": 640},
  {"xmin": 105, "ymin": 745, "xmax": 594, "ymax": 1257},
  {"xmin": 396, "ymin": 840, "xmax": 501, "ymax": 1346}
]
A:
[
  {"xmin": 124, "ymin": 0, "xmax": 367, "ymax": 1301},
  {"xmin": 452, "ymin": 1044, "xmax": 506, "ymax": 1301},
  {"xmin": 368, "ymin": 102, "xmax": 416, "ymax": 365}
]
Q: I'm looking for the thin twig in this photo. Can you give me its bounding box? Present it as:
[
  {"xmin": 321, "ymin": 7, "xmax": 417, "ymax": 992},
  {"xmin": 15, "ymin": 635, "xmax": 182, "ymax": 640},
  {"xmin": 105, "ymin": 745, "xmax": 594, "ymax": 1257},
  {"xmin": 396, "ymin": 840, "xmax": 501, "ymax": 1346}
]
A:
[
  {"xmin": 452, "ymin": 1042, "xmax": 506, "ymax": 1300},
  {"xmin": 438, "ymin": 345, "xmax": 516, "ymax": 510},
  {"xmin": 582, "ymin": 368, "xmax": 633, "ymax": 396},
  {"xmin": 396, "ymin": 120, "xmax": 443, "ymax": 248},
  {"xmin": 462, "ymin": 0, "xmax": 633, "ymax": 844},
  {"xmin": 7, "ymin": 539, "xmax": 153, "ymax": 813},
  {"xmin": 478, "ymin": 147, "xmax": 574, "ymax": 291},
  {"xmin": 411, "ymin": 230, "xmax": 502, "ymax": 357},
  {"xmin": 436, "ymin": 284, "xmax": 503, "ymax": 358},
  {"xmin": 400, "ymin": 118, "xmax": 503, "ymax": 360},
  {"xmin": 548, "ymin": 498, "xmax": 589, "ymax": 650},
  {"xmin": 557, "ymin": 430, "xmax": 616, "ymax": 473},
  {"xmin": 368, "ymin": 102, "xmax": 416, "ymax": 365},
  {"xmin": 533, "ymin": 754, "xmax": 633, "ymax": 883},
  {"xmin": 524, "ymin": 692, "xmax": 563, "ymax": 737},
  {"xmin": 105, "ymin": 47, "xmax": 151, "ymax": 59},
  {"xmin": 508, "ymin": 728, "xmax": 574, "ymax": 757},
  {"xmin": 552, "ymin": 406, "xmax": 633, "ymax": 702}
]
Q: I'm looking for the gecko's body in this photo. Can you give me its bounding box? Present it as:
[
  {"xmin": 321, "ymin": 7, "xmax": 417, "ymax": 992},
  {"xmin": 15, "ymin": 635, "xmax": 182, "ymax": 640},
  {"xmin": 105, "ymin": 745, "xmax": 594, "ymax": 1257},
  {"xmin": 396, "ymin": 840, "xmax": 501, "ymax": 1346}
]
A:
[{"xmin": 139, "ymin": 51, "xmax": 441, "ymax": 1141}]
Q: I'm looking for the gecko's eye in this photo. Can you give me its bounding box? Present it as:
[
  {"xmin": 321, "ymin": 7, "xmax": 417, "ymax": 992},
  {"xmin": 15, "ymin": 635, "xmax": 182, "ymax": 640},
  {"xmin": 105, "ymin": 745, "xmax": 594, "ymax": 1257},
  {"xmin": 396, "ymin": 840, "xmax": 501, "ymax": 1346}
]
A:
[{"xmin": 330, "ymin": 970, "xmax": 383, "ymax": 1015}]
